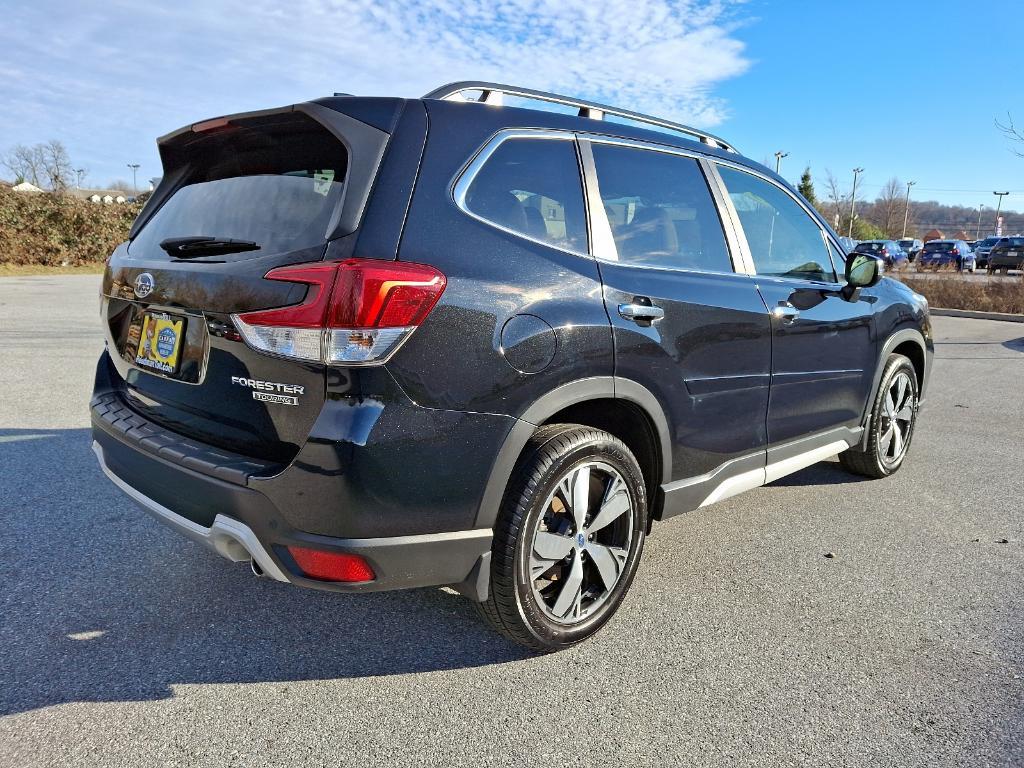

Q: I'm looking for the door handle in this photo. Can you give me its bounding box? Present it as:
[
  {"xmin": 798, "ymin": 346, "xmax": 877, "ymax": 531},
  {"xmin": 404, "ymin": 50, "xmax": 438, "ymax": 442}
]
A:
[
  {"xmin": 618, "ymin": 302, "xmax": 665, "ymax": 323},
  {"xmin": 771, "ymin": 301, "xmax": 800, "ymax": 324}
]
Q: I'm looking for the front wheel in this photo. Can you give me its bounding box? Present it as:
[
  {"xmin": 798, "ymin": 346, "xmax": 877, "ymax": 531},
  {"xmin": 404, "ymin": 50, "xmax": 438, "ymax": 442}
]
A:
[
  {"xmin": 476, "ymin": 424, "xmax": 647, "ymax": 652},
  {"xmin": 839, "ymin": 354, "xmax": 919, "ymax": 479}
]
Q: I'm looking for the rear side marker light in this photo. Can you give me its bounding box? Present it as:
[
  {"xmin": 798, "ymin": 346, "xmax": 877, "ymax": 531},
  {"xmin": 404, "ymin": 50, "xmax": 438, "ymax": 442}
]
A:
[
  {"xmin": 231, "ymin": 259, "xmax": 446, "ymax": 365},
  {"xmin": 286, "ymin": 546, "xmax": 375, "ymax": 582}
]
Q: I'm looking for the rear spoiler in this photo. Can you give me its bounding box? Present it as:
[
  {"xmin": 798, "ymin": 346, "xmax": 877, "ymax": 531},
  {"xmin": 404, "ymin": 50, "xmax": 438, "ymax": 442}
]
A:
[{"xmin": 129, "ymin": 102, "xmax": 392, "ymax": 242}]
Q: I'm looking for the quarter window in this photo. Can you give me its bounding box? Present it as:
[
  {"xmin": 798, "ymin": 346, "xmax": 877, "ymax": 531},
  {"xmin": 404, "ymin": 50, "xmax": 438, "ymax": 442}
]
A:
[
  {"xmin": 462, "ymin": 137, "xmax": 587, "ymax": 252},
  {"xmin": 718, "ymin": 166, "xmax": 836, "ymax": 282},
  {"xmin": 590, "ymin": 143, "xmax": 733, "ymax": 272}
]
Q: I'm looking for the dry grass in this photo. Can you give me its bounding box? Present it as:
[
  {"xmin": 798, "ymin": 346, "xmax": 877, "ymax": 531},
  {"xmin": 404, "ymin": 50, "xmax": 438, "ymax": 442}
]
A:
[{"xmin": 897, "ymin": 274, "xmax": 1024, "ymax": 315}]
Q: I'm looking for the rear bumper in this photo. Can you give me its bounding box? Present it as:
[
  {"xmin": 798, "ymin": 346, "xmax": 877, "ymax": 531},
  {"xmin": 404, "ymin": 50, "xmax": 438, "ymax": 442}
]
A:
[
  {"xmin": 93, "ymin": 440, "xmax": 291, "ymax": 581},
  {"xmin": 91, "ymin": 431, "xmax": 493, "ymax": 596}
]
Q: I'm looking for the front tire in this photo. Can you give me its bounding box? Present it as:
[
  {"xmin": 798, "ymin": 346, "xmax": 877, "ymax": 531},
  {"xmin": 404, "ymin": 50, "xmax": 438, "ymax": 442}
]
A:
[
  {"xmin": 839, "ymin": 354, "xmax": 919, "ymax": 479},
  {"xmin": 476, "ymin": 424, "xmax": 647, "ymax": 652}
]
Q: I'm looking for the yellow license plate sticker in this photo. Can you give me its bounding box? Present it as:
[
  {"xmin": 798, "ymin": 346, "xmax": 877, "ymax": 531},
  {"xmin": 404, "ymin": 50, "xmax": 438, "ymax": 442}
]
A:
[{"xmin": 135, "ymin": 312, "xmax": 184, "ymax": 373}]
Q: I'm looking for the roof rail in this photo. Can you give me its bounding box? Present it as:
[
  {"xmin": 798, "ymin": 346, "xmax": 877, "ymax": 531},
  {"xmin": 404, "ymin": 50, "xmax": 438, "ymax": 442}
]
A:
[{"xmin": 423, "ymin": 81, "xmax": 737, "ymax": 153}]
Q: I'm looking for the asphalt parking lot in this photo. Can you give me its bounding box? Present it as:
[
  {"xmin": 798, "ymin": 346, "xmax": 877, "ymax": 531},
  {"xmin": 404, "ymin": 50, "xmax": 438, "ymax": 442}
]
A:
[{"xmin": 1, "ymin": 275, "xmax": 1022, "ymax": 767}]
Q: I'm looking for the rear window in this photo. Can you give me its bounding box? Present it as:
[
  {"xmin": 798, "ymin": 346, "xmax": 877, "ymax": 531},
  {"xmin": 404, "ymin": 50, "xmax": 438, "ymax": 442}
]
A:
[
  {"xmin": 924, "ymin": 242, "xmax": 953, "ymax": 252},
  {"xmin": 591, "ymin": 143, "xmax": 732, "ymax": 272},
  {"xmin": 855, "ymin": 242, "xmax": 884, "ymax": 253},
  {"xmin": 462, "ymin": 137, "xmax": 587, "ymax": 252},
  {"xmin": 132, "ymin": 114, "xmax": 348, "ymax": 259},
  {"xmin": 898, "ymin": 239, "xmax": 914, "ymax": 248}
]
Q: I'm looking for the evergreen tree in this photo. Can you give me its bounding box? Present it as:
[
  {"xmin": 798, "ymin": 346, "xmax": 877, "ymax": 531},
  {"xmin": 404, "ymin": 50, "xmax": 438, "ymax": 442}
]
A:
[{"xmin": 798, "ymin": 167, "xmax": 817, "ymax": 205}]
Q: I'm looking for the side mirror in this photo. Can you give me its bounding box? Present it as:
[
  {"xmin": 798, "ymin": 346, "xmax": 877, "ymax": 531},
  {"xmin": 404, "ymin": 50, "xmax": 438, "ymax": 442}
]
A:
[{"xmin": 846, "ymin": 253, "xmax": 883, "ymax": 287}]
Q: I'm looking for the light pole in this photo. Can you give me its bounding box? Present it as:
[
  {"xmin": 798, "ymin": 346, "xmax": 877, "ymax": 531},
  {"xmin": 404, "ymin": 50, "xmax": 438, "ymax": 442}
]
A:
[
  {"xmin": 74, "ymin": 168, "xmax": 85, "ymax": 189},
  {"xmin": 127, "ymin": 163, "xmax": 140, "ymax": 194},
  {"xmin": 774, "ymin": 151, "xmax": 789, "ymax": 175},
  {"xmin": 976, "ymin": 204, "xmax": 984, "ymax": 239},
  {"xmin": 848, "ymin": 167, "xmax": 864, "ymax": 238},
  {"xmin": 901, "ymin": 181, "xmax": 916, "ymax": 238},
  {"xmin": 993, "ymin": 191, "xmax": 1009, "ymax": 236}
]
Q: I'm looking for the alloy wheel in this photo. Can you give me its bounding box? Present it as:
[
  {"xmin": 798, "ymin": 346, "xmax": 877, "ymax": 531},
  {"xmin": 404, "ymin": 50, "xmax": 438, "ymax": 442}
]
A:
[
  {"xmin": 878, "ymin": 370, "xmax": 916, "ymax": 466},
  {"xmin": 528, "ymin": 461, "xmax": 634, "ymax": 625}
]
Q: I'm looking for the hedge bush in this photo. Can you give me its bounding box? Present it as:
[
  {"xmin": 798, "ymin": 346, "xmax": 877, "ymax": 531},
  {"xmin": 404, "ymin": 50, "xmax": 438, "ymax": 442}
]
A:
[
  {"xmin": 0, "ymin": 187, "xmax": 141, "ymax": 266},
  {"xmin": 897, "ymin": 274, "xmax": 1024, "ymax": 315}
]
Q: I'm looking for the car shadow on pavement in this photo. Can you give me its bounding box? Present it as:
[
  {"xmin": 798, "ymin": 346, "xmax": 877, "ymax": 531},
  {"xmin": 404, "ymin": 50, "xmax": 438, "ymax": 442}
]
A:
[
  {"xmin": 766, "ymin": 459, "xmax": 872, "ymax": 487},
  {"xmin": 0, "ymin": 429, "xmax": 531, "ymax": 717}
]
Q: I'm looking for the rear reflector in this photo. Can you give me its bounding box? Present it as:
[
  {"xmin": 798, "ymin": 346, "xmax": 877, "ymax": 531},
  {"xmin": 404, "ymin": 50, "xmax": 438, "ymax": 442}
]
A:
[
  {"xmin": 231, "ymin": 259, "xmax": 446, "ymax": 365},
  {"xmin": 286, "ymin": 546, "xmax": 375, "ymax": 582}
]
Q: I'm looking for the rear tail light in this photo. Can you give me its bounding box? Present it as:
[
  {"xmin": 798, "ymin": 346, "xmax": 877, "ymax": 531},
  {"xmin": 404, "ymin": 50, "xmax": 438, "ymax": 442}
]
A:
[
  {"xmin": 951, "ymin": 248, "xmax": 960, "ymax": 256},
  {"xmin": 231, "ymin": 259, "xmax": 446, "ymax": 365},
  {"xmin": 286, "ymin": 546, "xmax": 375, "ymax": 582}
]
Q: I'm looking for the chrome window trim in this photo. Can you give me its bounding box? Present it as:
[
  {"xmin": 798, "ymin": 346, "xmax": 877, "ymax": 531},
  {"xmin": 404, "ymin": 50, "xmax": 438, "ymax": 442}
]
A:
[
  {"xmin": 450, "ymin": 128, "xmax": 592, "ymax": 260},
  {"xmin": 576, "ymin": 134, "xmax": 745, "ymax": 277},
  {"xmin": 709, "ymin": 159, "xmax": 840, "ymax": 285}
]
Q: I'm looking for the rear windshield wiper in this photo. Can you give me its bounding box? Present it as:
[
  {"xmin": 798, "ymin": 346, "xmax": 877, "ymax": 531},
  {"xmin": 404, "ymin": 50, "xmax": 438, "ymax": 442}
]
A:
[{"xmin": 159, "ymin": 236, "xmax": 261, "ymax": 258}]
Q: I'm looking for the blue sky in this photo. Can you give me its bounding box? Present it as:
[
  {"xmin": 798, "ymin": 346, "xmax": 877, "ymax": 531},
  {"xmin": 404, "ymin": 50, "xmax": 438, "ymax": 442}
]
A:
[{"xmin": 1, "ymin": 0, "xmax": 1022, "ymax": 212}]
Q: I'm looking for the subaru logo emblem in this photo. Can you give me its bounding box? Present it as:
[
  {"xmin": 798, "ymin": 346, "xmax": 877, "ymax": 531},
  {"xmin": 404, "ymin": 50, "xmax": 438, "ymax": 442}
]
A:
[
  {"xmin": 576, "ymin": 533, "xmax": 586, "ymax": 547},
  {"xmin": 134, "ymin": 273, "xmax": 155, "ymax": 299}
]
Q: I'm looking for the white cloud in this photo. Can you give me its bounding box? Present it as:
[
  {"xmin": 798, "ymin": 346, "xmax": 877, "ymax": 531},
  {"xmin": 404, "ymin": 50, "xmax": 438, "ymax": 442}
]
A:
[{"xmin": 0, "ymin": 0, "xmax": 750, "ymax": 184}]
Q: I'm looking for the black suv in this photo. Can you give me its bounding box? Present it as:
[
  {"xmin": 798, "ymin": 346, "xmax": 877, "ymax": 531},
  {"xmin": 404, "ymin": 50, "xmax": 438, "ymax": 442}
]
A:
[
  {"xmin": 987, "ymin": 236, "xmax": 1024, "ymax": 274},
  {"xmin": 91, "ymin": 82, "xmax": 933, "ymax": 651}
]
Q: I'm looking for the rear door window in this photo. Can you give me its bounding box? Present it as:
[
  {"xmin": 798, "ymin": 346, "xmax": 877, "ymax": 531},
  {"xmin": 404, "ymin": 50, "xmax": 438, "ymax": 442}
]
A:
[
  {"xmin": 461, "ymin": 137, "xmax": 587, "ymax": 253},
  {"xmin": 589, "ymin": 143, "xmax": 733, "ymax": 272},
  {"xmin": 718, "ymin": 165, "xmax": 836, "ymax": 282},
  {"xmin": 131, "ymin": 114, "xmax": 348, "ymax": 259}
]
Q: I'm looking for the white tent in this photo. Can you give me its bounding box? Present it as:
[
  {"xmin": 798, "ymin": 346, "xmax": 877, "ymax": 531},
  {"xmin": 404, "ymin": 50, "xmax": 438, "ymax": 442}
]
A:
[{"xmin": 11, "ymin": 181, "xmax": 44, "ymax": 193}]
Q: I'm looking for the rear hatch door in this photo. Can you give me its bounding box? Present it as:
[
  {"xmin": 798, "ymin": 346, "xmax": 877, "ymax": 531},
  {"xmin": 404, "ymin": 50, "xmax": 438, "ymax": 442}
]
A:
[{"xmin": 102, "ymin": 103, "xmax": 391, "ymax": 463}]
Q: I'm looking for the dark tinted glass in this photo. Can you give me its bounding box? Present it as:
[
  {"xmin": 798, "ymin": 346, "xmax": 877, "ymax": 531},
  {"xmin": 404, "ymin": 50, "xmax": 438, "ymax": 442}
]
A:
[
  {"xmin": 132, "ymin": 116, "xmax": 348, "ymax": 259},
  {"xmin": 924, "ymin": 242, "xmax": 953, "ymax": 252},
  {"xmin": 719, "ymin": 166, "xmax": 835, "ymax": 282},
  {"xmin": 590, "ymin": 144, "xmax": 732, "ymax": 272},
  {"xmin": 464, "ymin": 138, "xmax": 587, "ymax": 252}
]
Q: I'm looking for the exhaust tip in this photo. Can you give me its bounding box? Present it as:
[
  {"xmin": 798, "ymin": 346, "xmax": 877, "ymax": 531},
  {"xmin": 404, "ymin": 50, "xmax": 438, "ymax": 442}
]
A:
[{"xmin": 250, "ymin": 558, "xmax": 265, "ymax": 578}]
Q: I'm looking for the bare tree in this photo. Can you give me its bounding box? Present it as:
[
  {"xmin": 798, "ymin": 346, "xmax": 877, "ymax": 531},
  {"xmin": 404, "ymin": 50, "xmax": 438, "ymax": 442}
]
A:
[
  {"xmin": 877, "ymin": 177, "xmax": 903, "ymax": 237},
  {"xmin": 107, "ymin": 179, "xmax": 135, "ymax": 194},
  {"xmin": 824, "ymin": 169, "xmax": 846, "ymax": 230},
  {"xmin": 40, "ymin": 140, "xmax": 73, "ymax": 190},
  {"xmin": 3, "ymin": 140, "xmax": 74, "ymax": 190},
  {"xmin": 996, "ymin": 113, "xmax": 1024, "ymax": 157},
  {"xmin": 3, "ymin": 144, "xmax": 45, "ymax": 186}
]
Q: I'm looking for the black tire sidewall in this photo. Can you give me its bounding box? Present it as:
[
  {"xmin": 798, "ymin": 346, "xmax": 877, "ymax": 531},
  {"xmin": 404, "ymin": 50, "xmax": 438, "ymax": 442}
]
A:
[{"xmin": 509, "ymin": 431, "xmax": 647, "ymax": 649}]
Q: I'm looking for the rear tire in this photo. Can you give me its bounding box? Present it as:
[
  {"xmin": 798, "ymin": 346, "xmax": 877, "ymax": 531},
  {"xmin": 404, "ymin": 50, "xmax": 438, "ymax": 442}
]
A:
[
  {"xmin": 476, "ymin": 424, "xmax": 647, "ymax": 652},
  {"xmin": 839, "ymin": 354, "xmax": 919, "ymax": 479}
]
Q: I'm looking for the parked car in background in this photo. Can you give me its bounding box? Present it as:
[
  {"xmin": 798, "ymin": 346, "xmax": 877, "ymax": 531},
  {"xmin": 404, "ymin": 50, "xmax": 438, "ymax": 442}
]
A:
[
  {"xmin": 917, "ymin": 240, "xmax": 976, "ymax": 272},
  {"xmin": 897, "ymin": 238, "xmax": 924, "ymax": 262},
  {"xmin": 988, "ymin": 236, "xmax": 1024, "ymax": 274},
  {"xmin": 973, "ymin": 237, "xmax": 1001, "ymax": 269},
  {"xmin": 854, "ymin": 240, "xmax": 909, "ymax": 270}
]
